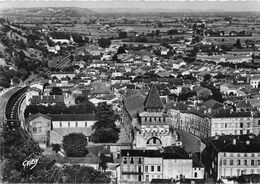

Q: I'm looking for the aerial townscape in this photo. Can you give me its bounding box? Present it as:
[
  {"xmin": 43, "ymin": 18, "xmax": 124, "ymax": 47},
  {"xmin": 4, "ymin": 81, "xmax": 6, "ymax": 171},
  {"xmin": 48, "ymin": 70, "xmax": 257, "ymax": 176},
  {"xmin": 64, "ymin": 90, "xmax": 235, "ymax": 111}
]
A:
[{"xmin": 1, "ymin": 1, "xmax": 260, "ymax": 184}]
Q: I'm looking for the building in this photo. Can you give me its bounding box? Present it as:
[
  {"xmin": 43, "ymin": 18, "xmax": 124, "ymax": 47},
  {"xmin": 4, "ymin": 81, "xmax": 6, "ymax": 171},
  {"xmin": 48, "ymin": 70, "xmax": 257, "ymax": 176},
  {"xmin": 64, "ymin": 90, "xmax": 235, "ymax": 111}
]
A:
[
  {"xmin": 134, "ymin": 84, "xmax": 178, "ymax": 150},
  {"xmin": 210, "ymin": 109, "xmax": 254, "ymax": 136},
  {"xmin": 167, "ymin": 102, "xmax": 211, "ymax": 138},
  {"xmin": 120, "ymin": 147, "xmax": 204, "ymax": 183},
  {"xmin": 26, "ymin": 113, "xmax": 52, "ymax": 148},
  {"xmin": 49, "ymin": 114, "xmax": 96, "ymax": 144},
  {"xmin": 205, "ymin": 135, "xmax": 260, "ymax": 180},
  {"xmin": 250, "ymin": 75, "xmax": 260, "ymax": 88}
]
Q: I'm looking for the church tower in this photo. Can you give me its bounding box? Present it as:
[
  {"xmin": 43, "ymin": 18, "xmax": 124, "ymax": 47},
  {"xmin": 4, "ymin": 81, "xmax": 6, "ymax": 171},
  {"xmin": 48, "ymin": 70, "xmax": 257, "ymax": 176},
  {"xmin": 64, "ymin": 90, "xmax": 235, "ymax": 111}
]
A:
[{"xmin": 134, "ymin": 83, "xmax": 177, "ymax": 150}]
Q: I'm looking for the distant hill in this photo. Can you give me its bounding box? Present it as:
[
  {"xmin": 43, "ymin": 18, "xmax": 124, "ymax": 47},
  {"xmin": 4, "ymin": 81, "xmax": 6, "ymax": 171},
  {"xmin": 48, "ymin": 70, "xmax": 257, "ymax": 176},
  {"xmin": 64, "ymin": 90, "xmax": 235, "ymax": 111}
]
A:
[{"xmin": 0, "ymin": 7, "xmax": 95, "ymax": 17}]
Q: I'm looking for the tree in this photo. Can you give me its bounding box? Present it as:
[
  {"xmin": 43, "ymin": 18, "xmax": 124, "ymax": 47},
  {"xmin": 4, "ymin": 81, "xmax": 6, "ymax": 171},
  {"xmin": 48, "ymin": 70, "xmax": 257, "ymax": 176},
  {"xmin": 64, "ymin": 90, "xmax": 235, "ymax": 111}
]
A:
[
  {"xmin": 119, "ymin": 31, "xmax": 127, "ymax": 39},
  {"xmin": 98, "ymin": 38, "xmax": 111, "ymax": 48},
  {"xmin": 52, "ymin": 144, "xmax": 61, "ymax": 153},
  {"xmin": 117, "ymin": 46, "xmax": 126, "ymax": 54},
  {"xmin": 49, "ymin": 87, "xmax": 63, "ymax": 95},
  {"xmin": 62, "ymin": 133, "xmax": 89, "ymax": 157},
  {"xmin": 90, "ymin": 103, "xmax": 120, "ymax": 143},
  {"xmin": 203, "ymin": 74, "xmax": 211, "ymax": 82},
  {"xmin": 62, "ymin": 165, "xmax": 110, "ymax": 183},
  {"xmin": 99, "ymin": 153, "xmax": 108, "ymax": 173}
]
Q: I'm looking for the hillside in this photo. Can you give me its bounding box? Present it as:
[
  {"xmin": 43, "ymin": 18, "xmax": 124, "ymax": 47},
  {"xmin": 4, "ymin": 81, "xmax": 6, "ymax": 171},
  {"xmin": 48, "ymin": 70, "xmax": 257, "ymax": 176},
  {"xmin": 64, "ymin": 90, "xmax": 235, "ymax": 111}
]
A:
[{"xmin": 0, "ymin": 7, "xmax": 95, "ymax": 17}]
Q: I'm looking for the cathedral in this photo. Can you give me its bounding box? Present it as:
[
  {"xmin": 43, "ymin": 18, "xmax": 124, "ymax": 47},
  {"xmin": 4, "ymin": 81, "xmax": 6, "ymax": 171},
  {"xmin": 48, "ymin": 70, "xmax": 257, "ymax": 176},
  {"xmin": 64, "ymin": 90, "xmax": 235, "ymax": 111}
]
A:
[{"xmin": 134, "ymin": 83, "xmax": 179, "ymax": 150}]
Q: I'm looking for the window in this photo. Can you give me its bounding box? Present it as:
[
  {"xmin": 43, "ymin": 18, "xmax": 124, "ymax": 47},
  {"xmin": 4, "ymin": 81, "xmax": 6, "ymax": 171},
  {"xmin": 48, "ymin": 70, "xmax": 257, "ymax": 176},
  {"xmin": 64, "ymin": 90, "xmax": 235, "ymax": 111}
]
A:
[
  {"xmin": 163, "ymin": 117, "xmax": 165, "ymax": 122},
  {"xmin": 157, "ymin": 166, "xmax": 161, "ymax": 172},
  {"xmin": 244, "ymin": 153, "xmax": 247, "ymax": 157},
  {"xmin": 146, "ymin": 175, "xmax": 149, "ymax": 181},
  {"xmin": 258, "ymin": 160, "xmax": 260, "ymax": 165},
  {"xmin": 150, "ymin": 117, "xmax": 152, "ymax": 122},
  {"xmin": 230, "ymin": 160, "xmax": 233, "ymax": 165},
  {"xmin": 145, "ymin": 117, "xmax": 147, "ymax": 121},
  {"xmin": 237, "ymin": 160, "xmax": 241, "ymax": 166},
  {"xmin": 138, "ymin": 158, "xmax": 142, "ymax": 164},
  {"xmin": 251, "ymin": 160, "xmax": 255, "ymax": 166},
  {"xmin": 223, "ymin": 159, "xmax": 227, "ymax": 165},
  {"xmin": 244, "ymin": 160, "xmax": 247, "ymax": 166},
  {"xmin": 145, "ymin": 166, "xmax": 148, "ymax": 172},
  {"xmin": 258, "ymin": 120, "xmax": 260, "ymax": 125},
  {"xmin": 76, "ymin": 122, "xmax": 78, "ymax": 127},
  {"xmin": 230, "ymin": 153, "xmax": 233, "ymax": 157},
  {"xmin": 130, "ymin": 157, "xmax": 134, "ymax": 164},
  {"xmin": 240, "ymin": 123, "xmax": 243, "ymax": 128},
  {"xmin": 39, "ymin": 127, "xmax": 42, "ymax": 132},
  {"xmin": 123, "ymin": 157, "xmax": 127, "ymax": 164},
  {"xmin": 68, "ymin": 122, "xmax": 70, "ymax": 127},
  {"xmin": 151, "ymin": 166, "xmax": 154, "ymax": 172},
  {"xmin": 251, "ymin": 153, "xmax": 254, "ymax": 157},
  {"xmin": 85, "ymin": 122, "xmax": 87, "ymax": 127},
  {"xmin": 60, "ymin": 122, "xmax": 62, "ymax": 127},
  {"xmin": 225, "ymin": 123, "xmax": 227, "ymax": 128},
  {"xmin": 33, "ymin": 127, "xmax": 37, "ymax": 133},
  {"xmin": 194, "ymin": 172, "xmax": 197, "ymax": 178}
]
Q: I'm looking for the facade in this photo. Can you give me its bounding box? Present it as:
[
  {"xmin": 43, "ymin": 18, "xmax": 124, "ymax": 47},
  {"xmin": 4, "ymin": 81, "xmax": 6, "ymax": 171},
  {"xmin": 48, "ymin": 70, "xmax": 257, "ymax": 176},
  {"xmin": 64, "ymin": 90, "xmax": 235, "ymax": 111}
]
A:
[
  {"xmin": 206, "ymin": 135, "xmax": 260, "ymax": 180},
  {"xmin": 26, "ymin": 113, "xmax": 52, "ymax": 147},
  {"xmin": 49, "ymin": 114, "xmax": 96, "ymax": 144},
  {"xmin": 120, "ymin": 149, "xmax": 204, "ymax": 183},
  {"xmin": 134, "ymin": 84, "xmax": 178, "ymax": 150},
  {"xmin": 167, "ymin": 105, "xmax": 211, "ymax": 138},
  {"xmin": 211, "ymin": 110, "xmax": 254, "ymax": 136}
]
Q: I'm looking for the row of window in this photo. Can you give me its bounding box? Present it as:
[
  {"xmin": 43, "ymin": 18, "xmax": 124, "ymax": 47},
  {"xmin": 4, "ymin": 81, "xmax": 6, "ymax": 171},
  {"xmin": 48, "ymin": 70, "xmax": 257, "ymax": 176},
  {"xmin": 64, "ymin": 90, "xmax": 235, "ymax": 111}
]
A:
[
  {"xmin": 145, "ymin": 165, "xmax": 161, "ymax": 172},
  {"xmin": 144, "ymin": 117, "xmax": 166, "ymax": 122},
  {"xmin": 222, "ymin": 159, "xmax": 260, "ymax": 166},
  {"xmin": 123, "ymin": 157, "xmax": 142, "ymax": 164},
  {"xmin": 59, "ymin": 121, "xmax": 89, "ymax": 127},
  {"xmin": 223, "ymin": 152, "xmax": 260, "ymax": 157}
]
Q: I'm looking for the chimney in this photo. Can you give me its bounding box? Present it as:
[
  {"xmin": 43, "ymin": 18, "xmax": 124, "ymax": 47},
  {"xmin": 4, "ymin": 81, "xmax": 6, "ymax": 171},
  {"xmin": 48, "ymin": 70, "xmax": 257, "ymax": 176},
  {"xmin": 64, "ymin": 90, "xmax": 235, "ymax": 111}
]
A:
[
  {"xmin": 215, "ymin": 135, "xmax": 219, "ymax": 140},
  {"xmin": 53, "ymin": 95, "xmax": 55, "ymax": 99},
  {"xmin": 232, "ymin": 139, "xmax": 236, "ymax": 145}
]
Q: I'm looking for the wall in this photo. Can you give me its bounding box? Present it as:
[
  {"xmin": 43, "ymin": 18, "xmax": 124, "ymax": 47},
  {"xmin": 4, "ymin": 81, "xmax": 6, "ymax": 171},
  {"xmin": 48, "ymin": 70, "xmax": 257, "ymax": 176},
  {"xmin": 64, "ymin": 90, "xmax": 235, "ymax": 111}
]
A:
[{"xmin": 162, "ymin": 159, "xmax": 193, "ymax": 180}]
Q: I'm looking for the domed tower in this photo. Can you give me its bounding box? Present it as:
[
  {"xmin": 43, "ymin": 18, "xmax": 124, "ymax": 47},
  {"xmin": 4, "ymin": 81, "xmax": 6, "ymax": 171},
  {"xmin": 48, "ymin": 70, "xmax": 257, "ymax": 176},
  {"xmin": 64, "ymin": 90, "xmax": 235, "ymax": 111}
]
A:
[{"xmin": 135, "ymin": 83, "xmax": 177, "ymax": 150}]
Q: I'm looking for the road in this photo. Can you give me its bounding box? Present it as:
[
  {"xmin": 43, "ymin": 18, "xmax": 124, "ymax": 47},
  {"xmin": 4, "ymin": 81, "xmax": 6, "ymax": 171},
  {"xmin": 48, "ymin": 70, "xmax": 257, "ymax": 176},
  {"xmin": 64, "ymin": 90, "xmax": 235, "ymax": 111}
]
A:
[{"xmin": 176, "ymin": 129, "xmax": 206, "ymax": 153}]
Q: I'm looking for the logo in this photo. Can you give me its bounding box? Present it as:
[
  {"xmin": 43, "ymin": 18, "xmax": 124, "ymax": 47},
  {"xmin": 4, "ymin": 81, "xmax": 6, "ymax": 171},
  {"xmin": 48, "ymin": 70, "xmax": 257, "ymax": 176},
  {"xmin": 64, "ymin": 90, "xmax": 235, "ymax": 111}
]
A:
[{"xmin": 22, "ymin": 158, "xmax": 39, "ymax": 170}]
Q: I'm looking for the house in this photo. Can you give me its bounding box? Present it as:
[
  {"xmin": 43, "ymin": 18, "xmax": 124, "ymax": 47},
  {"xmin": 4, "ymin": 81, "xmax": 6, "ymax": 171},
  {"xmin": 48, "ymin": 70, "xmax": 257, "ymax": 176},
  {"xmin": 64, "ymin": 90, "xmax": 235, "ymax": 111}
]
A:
[
  {"xmin": 250, "ymin": 75, "xmax": 260, "ymax": 88},
  {"xmin": 25, "ymin": 87, "xmax": 42, "ymax": 106},
  {"xmin": 210, "ymin": 109, "xmax": 254, "ymax": 136},
  {"xmin": 50, "ymin": 72, "xmax": 76, "ymax": 80},
  {"xmin": 193, "ymin": 86, "xmax": 212, "ymax": 99},
  {"xmin": 120, "ymin": 147, "xmax": 204, "ymax": 183},
  {"xmin": 205, "ymin": 135, "xmax": 260, "ymax": 180},
  {"xmin": 49, "ymin": 114, "xmax": 96, "ymax": 144},
  {"xmin": 30, "ymin": 95, "xmax": 64, "ymax": 106},
  {"xmin": 26, "ymin": 113, "xmax": 52, "ymax": 148}
]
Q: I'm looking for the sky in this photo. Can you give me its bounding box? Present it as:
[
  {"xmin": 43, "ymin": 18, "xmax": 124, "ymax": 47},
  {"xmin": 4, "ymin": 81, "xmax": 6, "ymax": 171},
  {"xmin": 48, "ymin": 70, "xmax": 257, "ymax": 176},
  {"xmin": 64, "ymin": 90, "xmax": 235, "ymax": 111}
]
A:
[{"xmin": 0, "ymin": 0, "xmax": 260, "ymax": 12}]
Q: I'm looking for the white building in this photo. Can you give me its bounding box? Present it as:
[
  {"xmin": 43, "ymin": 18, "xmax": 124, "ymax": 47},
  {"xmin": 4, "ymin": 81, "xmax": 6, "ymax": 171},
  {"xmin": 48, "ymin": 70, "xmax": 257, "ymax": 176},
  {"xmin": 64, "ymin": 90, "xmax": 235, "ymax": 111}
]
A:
[{"xmin": 211, "ymin": 110, "xmax": 254, "ymax": 136}]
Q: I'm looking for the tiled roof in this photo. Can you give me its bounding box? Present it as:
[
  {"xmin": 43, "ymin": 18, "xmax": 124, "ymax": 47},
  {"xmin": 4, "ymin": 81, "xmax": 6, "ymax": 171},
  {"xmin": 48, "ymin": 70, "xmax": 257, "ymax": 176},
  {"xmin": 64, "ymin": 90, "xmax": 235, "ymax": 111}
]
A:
[
  {"xmin": 203, "ymin": 99, "xmax": 223, "ymax": 110},
  {"xmin": 123, "ymin": 91, "xmax": 145, "ymax": 118},
  {"xmin": 49, "ymin": 114, "xmax": 96, "ymax": 121},
  {"xmin": 144, "ymin": 83, "xmax": 164, "ymax": 110},
  {"xmin": 209, "ymin": 134, "xmax": 260, "ymax": 153},
  {"xmin": 26, "ymin": 113, "xmax": 51, "ymax": 122}
]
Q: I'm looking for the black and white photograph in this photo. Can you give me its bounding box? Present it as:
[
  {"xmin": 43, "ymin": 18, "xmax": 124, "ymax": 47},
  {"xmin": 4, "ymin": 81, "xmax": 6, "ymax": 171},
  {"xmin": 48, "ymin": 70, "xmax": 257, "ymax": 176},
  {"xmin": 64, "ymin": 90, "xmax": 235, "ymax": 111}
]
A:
[{"xmin": 0, "ymin": 0, "xmax": 260, "ymax": 183}]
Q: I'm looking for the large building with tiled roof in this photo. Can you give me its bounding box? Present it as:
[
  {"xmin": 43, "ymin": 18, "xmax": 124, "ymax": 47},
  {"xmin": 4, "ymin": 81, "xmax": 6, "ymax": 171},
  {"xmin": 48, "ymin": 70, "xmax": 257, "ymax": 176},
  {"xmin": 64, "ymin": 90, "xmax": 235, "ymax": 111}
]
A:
[
  {"xmin": 204, "ymin": 134, "xmax": 260, "ymax": 180},
  {"xmin": 134, "ymin": 83, "xmax": 179, "ymax": 150}
]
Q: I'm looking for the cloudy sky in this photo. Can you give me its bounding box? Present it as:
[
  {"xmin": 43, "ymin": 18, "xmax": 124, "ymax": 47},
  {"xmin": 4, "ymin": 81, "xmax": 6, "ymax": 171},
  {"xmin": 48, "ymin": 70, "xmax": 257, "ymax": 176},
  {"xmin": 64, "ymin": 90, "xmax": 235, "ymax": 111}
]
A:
[{"xmin": 0, "ymin": 0, "xmax": 260, "ymax": 12}]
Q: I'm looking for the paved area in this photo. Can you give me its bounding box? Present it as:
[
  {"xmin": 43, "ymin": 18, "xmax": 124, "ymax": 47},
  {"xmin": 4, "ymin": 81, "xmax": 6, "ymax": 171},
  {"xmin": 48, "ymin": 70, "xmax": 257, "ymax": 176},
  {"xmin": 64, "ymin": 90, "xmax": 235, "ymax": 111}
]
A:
[
  {"xmin": 176, "ymin": 129, "xmax": 206, "ymax": 153},
  {"xmin": 116, "ymin": 125, "xmax": 131, "ymax": 144}
]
